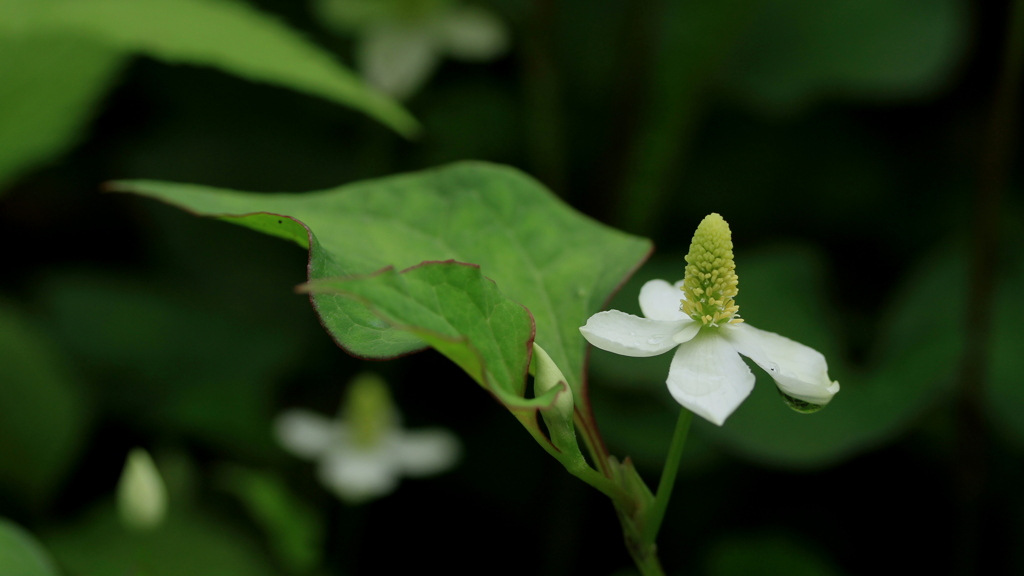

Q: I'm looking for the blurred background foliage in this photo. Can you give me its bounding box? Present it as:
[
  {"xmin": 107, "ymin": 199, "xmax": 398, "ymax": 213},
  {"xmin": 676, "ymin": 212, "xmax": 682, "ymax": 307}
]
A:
[{"xmin": 1, "ymin": 0, "xmax": 1022, "ymax": 574}]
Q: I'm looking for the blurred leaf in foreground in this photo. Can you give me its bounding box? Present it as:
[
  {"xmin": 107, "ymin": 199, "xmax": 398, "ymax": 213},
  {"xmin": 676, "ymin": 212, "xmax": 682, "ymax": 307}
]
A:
[
  {"xmin": 0, "ymin": 300, "xmax": 89, "ymax": 508},
  {"xmin": 0, "ymin": 519, "xmax": 61, "ymax": 576},
  {"xmin": 0, "ymin": 34, "xmax": 124, "ymax": 193},
  {"xmin": 0, "ymin": 0, "xmax": 417, "ymax": 136}
]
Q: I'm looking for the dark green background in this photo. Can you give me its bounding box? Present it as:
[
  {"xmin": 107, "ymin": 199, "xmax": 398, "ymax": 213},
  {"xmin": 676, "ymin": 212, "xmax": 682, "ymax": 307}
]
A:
[{"xmin": 2, "ymin": 0, "xmax": 1023, "ymax": 574}]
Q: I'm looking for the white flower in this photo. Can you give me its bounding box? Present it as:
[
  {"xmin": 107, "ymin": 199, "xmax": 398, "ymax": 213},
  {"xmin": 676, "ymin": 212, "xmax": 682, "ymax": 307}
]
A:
[
  {"xmin": 275, "ymin": 373, "xmax": 460, "ymax": 503},
  {"xmin": 580, "ymin": 214, "xmax": 840, "ymax": 426},
  {"xmin": 314, "ymin": 0, "xmax": 509, "ymax": 99}
]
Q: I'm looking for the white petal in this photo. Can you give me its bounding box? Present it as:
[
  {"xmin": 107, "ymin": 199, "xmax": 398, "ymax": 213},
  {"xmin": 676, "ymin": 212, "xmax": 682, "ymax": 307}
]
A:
[
  {"xmin": 318, "ymin": 444, "xmax": 400, "ymax": 503},
  {"xmin": 274, "ymin": 409, "xmax": 339, "ymax": 460},
  {"xmin": 666, "ymin": 332, "xmax": 755, "ymax": 426},
  {"xmin": 580, "ymin": 310, "xmax": 688, "ymax": 357},
  {"xmin": 638, "ymin": 279, "xmax": 689, "ymax": 321},
  {"xmin": 392, "ymin": 428, "xmax": 461, "ymax": 477},
  {"xmin": 436, "ymin": 6, "xmax": 509, "ymax": 61},
  {"xmin": 357, "ymin": 24, "xmax": 442, "ymax": 100},
  {"xmin": 724, "ymin": 323, "xmax": 840, "ymax": 406}
]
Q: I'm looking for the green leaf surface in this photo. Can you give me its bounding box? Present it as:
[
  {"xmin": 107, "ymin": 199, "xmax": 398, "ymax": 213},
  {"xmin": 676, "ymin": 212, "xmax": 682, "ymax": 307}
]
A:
[
  {"xmin": 305, "ymin": 261, "xmax": 534, "ymax": 396},
  {"xmin": 0, "ymin": 519, "xmax": 61, "ymax": 576},
  {"xmin": 590, "ymin": 245, "xmax": 964, "ymax": 468},
  {"xmin": 0, "ymin": 300, "xmax": 89, "ymax": 506},
  {"xmin": 0, "ymin": 0, "xmax": 417, "ymax": 136},
  {"xmin": 721, "ymin": 0, "xmax": 968, "ymax": 113},
  {"xmin": 0, "ymin": 34, "xmax": 124, "ymax": 192},
  {"xmin": 44, "ymin": 506, "xmax": 280, "ymax": 576},
  {"xmin": 110, "ymin": 162, "xmax": 652, "ymax": 410}
]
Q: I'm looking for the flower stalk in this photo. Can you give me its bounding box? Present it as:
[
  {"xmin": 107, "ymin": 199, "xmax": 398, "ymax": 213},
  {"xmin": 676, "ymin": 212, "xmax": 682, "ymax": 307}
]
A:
[{"xmin": 642, "ymin": 408, "xmax": 693, "ymax": 545}]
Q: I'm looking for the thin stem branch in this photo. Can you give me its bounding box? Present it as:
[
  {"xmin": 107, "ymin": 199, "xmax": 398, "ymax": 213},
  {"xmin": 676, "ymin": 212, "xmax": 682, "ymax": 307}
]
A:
[
  {"xmin": 574, "ymin": 409, "xmax": 611, "ymax": 476},
  {"xmin": 642, "ymin": 408, "xmax": 693, "ymax": 545}
]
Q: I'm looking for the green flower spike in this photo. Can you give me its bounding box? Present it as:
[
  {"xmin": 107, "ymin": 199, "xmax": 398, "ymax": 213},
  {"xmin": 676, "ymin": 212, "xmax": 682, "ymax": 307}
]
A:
[{"xmin": 580, "ymin": 213, "xmax": 840, "ymax": 425}]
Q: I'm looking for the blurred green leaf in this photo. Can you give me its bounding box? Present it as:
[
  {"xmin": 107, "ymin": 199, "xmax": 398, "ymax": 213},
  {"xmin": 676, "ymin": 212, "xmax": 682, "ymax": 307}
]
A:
[
  {"xmin": 591, "ymin": 244, "xmax": 965, "ymax": 468},
  {"xmin": 0, "ymin": 519, "xmax": 61, "ymax": 576},
  {"xmin": 706, "ymin": 533, "xmax": 845, "ymax": 576},
  {"xmin": 218, "ymin": 466, "xmax": 324, "ymax": 574},
  {"xmin": 110, "ymin": 162, "xmax": 652, "ymax": 409},
  {"xmin": 988, "ymin": 243, "xmax": 1024, "ymax": 449},
  {"xmin": 0, "ymin": 300, "xmax": 89, "ymax": 506},
  {"xmin": 0, "ymin": 0, "xmax": 418, "ymax": 136},
  {"xmin": 44, "ymin": 506, "xmax": 280, "ymax": 576},
  {"xmin": 721, "ymin": 0, "xmax": 968, "ymax": 113},
  {"xmin": 0, "ymin": 34, "xmax": 123, "ymax": 192},
  {"xmin": 40, "ymin": 275, "xmax": 299, "ymax": 456}
]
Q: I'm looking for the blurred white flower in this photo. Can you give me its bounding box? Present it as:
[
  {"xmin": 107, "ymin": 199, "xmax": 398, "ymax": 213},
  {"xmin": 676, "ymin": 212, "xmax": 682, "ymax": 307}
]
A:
[
  {"xmin": 580, "ymin": 213, "xmax": 840, "ymax": 426},
  {"xmin": 275, "ymin": 373, "xmax": 460, "ymax": 503},
  {"xmin": 314, "ymin": 0, "xmax": 509, "ymax": 99}
]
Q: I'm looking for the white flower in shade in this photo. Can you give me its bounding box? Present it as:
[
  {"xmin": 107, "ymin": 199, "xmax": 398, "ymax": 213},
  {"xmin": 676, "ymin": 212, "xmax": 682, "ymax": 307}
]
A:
[
  {"xmin": 313, "ymin": 0, "xmax": 509, "ymax": 99},
  {"xmin": 580, "ymin": 213, "xmax": 840, "ymax": 426},
  {"xmin": 275, "ymin": 373, "xmax": 460, "ymax": 503}
]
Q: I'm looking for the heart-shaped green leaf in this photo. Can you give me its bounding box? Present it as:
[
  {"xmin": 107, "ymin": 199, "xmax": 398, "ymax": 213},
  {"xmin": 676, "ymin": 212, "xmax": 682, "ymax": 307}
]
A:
[
  {"xmin": 110, "ymin": 162, "xmax": 652, "ymax": 414},
  {"xmin": 0, "ymin": 0, "xmax": 417, "ymax": 136}
]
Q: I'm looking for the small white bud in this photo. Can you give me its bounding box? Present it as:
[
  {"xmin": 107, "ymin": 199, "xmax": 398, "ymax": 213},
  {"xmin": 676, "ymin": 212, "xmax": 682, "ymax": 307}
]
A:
[{"xmin": 117, "ymin": 448, "xmax": 168, "ymax": 531}]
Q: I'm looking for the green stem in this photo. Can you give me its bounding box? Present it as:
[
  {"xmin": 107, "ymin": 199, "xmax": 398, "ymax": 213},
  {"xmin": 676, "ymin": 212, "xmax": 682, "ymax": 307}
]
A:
[
  {"xmin": 642, "ymin": 408, "xmax": 693, "ymax": 544},
  {"xmin": 630, "ymin": 547, "xmax": 667, "ymax": 576},
  {"xmin": 574, "ymin": 410, "xmax": 612, "ymax": 476}
]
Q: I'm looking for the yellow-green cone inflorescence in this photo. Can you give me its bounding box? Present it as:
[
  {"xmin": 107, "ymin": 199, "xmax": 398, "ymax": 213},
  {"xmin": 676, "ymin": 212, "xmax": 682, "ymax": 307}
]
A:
[
  {"xmin": 681, "ymin": 213, "xmax": 742, "ymax": 327},
  {"xmin": 343, "ymin": 373, "xmax": 397, "ymax": 449}
]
